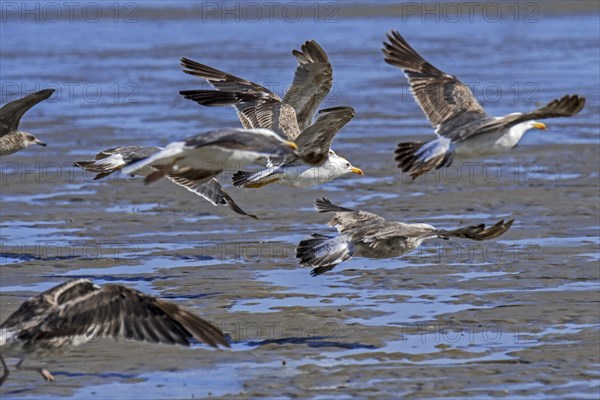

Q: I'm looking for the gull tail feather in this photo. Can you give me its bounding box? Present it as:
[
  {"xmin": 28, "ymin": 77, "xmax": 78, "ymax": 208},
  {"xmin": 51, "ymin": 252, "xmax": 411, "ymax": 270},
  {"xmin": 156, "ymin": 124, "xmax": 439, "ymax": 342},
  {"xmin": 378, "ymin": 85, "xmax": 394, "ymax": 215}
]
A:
[
  {"xmin": 73, "ymin": 155, "xmax": 124, "ymax": 180},
  {"xmin": 394, "ymin": 139, "xmax": 454, "ymax": 179},
  {"xmin": 314, "ymin": 197, "xmax": 355, "ymax": 213},
  {"xmin": 232, "ymin": 167, "xmax": 283, "ymax": 188},
  {"xmin": 296, "ymin": 234, "xmax": 354, "ymax": 276}
]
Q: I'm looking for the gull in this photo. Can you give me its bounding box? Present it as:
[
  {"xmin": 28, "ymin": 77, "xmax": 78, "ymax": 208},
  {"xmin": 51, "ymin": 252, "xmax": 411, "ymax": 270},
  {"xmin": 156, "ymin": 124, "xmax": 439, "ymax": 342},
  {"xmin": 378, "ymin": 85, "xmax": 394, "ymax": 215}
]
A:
[
  {"xmin": 121, "ymin": 127, "xmax": 298, "ymax": 178},
  {"xmin": 75, "ymin": 145, "xmax": 258, "ymax": 219},
  {"xmin": 0, "ymin": 279, "xmax": 229, "ymax": 386},
  {"xmin": 119, "ymin": 128, "xmax": 298, "ymax": 212},
  {"xmin": 179, "ymin": 40, "xmax": 363, "ymax": 188},
  {"xmin": 231, "ymin": 103, "xmax": 361, "ymax": 188},
  {"xmin": 296, "ymin": 198, "xmax": 514, "ymax": 276},
  {"xmin": 0, "ymin": 89, "xmax": 54, "ymax": 157},
  {"xmin": 382, "ymin": 31, "xmax": 586, "ymax": 179}
]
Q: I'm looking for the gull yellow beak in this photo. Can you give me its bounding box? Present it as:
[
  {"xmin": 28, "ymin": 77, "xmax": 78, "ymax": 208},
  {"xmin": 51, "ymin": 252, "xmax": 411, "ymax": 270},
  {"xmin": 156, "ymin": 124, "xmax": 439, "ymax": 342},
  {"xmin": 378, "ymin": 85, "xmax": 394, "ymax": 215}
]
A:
[
  {"xmin": 533, "ymin": 122, "xmax": 547, "ymax": 130},
  {"xmin": 284, "ymin": 140, "xmax": 298, "ymax": 150},
  {"xmin": 350, "ymin": 166, "xmax": 364, "ymax": 175}
]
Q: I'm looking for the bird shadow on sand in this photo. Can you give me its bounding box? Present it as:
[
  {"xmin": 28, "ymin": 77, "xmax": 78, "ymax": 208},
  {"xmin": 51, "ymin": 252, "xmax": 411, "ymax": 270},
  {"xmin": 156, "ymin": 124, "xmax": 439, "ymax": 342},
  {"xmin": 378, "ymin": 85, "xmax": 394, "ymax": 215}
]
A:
[
  {"xmin": 45, "ymin": 274, "xmax": 177, "ymax": 283},
  {"xmin": 1, "ymin": 252, "xmax": 82, "ymax": 263},
  {"xmin": 52, "ymin": 370, "xmax": 139, "ymax": 380},
  {"xmin": 161, "ymin": 292, "xmax": 223, "ymax": 300},
  {"xmin": 243, "ymin": 336, "xmax": 378, "ymax": 350}
]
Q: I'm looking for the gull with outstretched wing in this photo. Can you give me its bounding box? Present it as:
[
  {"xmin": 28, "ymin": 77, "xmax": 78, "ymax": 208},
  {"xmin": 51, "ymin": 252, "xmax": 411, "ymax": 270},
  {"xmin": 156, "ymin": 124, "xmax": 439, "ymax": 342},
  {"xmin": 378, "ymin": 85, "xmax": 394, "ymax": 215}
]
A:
[
  {"xmin": 383, "ymin": 31, "xmax": 586, "ymax": 179},
  {"xmin": 297, "ymin": 198, "xmax": 514, "ymax": 276},
  {"xmin": 179, "ymin": 40, "xmax": 363, "ymax": 188},
  {"xmin": 0, "ymin": 279, "xmax": 229, "ymax": 386},
  {"xmin": 0, "ymin": 89, "xmax": 54, "ymax": 157},
  {"xmin": 75, "ymin": 145, "xmax": 258, "ymax": 218}
]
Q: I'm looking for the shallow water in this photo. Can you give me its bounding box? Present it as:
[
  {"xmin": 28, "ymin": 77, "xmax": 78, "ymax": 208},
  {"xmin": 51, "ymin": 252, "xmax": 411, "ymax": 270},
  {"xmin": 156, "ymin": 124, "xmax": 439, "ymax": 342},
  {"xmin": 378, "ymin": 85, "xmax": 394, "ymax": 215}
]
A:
[{"xmin": 1, "ymin": 1, "xmax": 599, "ymax": 399}]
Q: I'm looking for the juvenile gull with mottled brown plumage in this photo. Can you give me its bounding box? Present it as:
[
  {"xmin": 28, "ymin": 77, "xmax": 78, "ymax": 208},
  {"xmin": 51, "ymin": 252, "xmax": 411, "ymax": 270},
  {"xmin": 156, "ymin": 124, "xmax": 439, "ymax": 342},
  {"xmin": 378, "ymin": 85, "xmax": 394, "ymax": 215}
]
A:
[
  {"xmin": 0, "ymin": 279, "xmax": 229, "ymax": 386},
  {"xmin": 297, "ymin": 198, "xmax": 514, "ymax": 276},
  {"xmin": 0, "ymin": 89, "xmax": 54, "ymax": 157}
]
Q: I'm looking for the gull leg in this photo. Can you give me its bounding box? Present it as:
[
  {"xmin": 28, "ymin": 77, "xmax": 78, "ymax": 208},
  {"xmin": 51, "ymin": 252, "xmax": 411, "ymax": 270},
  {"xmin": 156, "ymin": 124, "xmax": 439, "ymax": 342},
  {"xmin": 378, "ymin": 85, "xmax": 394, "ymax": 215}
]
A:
[
  {"xmin": 15, "ymin": 359, "xmax": 54, "ymax": 383},
  {"xmin": 0, "ymin": 354, "xmax": 9, "ymax": 386},
  {"xmin": 40, "ymin": 369, "xmax": 54, "ymax": 382}
]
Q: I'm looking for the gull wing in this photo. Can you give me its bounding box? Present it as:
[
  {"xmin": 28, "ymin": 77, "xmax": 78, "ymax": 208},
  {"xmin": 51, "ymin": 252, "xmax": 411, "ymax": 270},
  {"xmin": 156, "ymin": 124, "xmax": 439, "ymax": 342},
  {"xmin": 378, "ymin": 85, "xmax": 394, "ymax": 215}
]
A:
[
  {"xmin": 16, "ymin": 279, "xmax": 229, "ymax": 348},
  {"xmin": 180, "ymin": 57, "xmax": 278, "ymax": 98},
  {"xmin": 383, "ymin": 31, "xmax": 487, "ymax": 134},
  {"xmin": 488, "ymin": 95, "xmax": 585, "ymax": 130},
  {"xmin": 0, "ymin": 89, "xmax": 54, "ymax": 136},
  {"xmin": 283, "ymin": 40, "xmax": 333, "ymax": 130},
  {"xmin": 167, "ymin": 176, "xmax": 258, "ymax": 219},
  {"xmin": 294, "ymin": 106, "xmax": 355, "ymax": 164}
]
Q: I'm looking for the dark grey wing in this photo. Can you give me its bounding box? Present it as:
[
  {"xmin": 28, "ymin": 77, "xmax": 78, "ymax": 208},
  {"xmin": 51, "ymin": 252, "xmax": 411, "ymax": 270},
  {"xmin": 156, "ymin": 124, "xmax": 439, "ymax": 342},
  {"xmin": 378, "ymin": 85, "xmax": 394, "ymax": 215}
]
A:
[
  {"xmin": 360, "ymin": 219, "xmax": 513, "ymax": 245},
  {"xmin": 179, "ymin": 90, "xmax": 257, "ymax": 108},
  {"xmin": 145, "ymin": 165, "xmax": 216, "ymax": 186},
  {"xmin": 143, "ymin": 128, "xmax": 299, "ymax": 184},
  {"xmin": 486, "ymin": 95, "xmax": 586, "ymax": 130},
  {"xmin": 166, "ymin": 176, "xmax": 258, "ymax": 219},
  {"xmin": 438, "ymin": 219, "xmax": 514, "ymax": 241},
  {"xmin": 24, "ymin": 279, "xmax": 229, "ymax": 348},
  {"xmin": 180, "ymin": 57, "xmax": 279, "ymax": 99},
  {"xmin": 0, "ymin": 89, "xmax": 54, "ymax": 136},
  {"xmin": 382, "ymin": 31, "xmax": 488, "ymax": 133},
  {"xmin": 295, "ymin": 106, "xmax": 355, "ymax": 164},
  {"xmin": 179, "ymin": 90, "xmax": 262, "ymax": 130},
  {"xmin": 183, "ymin": 128, "xmax": 296, "ymax": 158},
  {"xmin": 283, "ymin": 41, "xmax": 333, "ymax": 130},
  {"xmin": 124, "ymin": 128, "xmax": 298, "ymax": 181},
  {"xmin": 180, "ymin": 58, "xmax": 282, "ymax": 129},
  {"xmin": 179, "ymin": 89, "xmax": 301, "ymax": 140}
]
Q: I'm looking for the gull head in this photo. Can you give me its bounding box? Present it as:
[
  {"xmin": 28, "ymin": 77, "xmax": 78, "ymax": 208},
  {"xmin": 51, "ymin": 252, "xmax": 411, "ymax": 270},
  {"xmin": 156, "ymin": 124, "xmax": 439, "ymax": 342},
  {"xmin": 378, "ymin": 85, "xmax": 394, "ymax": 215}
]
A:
[
  {"xmin": 21, "ymin": 131, "xmax": 47, "ymax": 148},
  {"xmin": 328, "ymin": 151, "xmax": 363, "ymax": 177},
  {"xmin": 528, "ymin": 120, "xmax": 547, "ymax": 131}
]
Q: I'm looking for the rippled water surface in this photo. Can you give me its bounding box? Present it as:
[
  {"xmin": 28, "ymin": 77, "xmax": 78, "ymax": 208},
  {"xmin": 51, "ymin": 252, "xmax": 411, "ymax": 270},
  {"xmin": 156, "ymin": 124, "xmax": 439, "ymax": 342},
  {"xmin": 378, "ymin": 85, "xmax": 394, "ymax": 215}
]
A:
[{"xmin": 1, "ymin": 1, "xmax": 599, "ymax": 399}]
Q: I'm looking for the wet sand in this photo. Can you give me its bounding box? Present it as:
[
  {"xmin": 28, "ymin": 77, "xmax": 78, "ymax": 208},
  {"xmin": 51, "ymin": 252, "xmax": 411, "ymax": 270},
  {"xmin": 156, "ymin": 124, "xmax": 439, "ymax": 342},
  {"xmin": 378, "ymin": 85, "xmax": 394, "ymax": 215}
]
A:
[{"xmin": 1, "ymin": 3, "xmax": 599, "ymax": 399}]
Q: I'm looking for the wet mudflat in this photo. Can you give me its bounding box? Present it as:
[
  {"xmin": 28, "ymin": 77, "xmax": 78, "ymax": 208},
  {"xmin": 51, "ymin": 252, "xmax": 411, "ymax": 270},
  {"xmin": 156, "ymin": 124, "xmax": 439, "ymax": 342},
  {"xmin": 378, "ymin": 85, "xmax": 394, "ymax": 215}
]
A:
[{"xmin": 1, "ymin": 2, "xmax": 599, "ymax": 399}]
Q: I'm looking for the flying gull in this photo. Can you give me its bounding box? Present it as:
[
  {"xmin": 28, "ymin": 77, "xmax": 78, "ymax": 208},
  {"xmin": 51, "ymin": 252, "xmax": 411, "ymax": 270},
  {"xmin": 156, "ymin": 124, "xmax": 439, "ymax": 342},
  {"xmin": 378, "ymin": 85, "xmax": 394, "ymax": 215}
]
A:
[
  {"xmin": 0, "ymin": 279, "xmax": 229, "ymax": 386},
  {"xmin": 179, "ymin": 41, "xmax": 363, "ymax": 188},
  {"xmin": 296, "ymin": 198, "xmax": 514, "ymax": 276},
  {"xmin": 382, "ymin": 31, "xmax": 586, "ymax": 179},
  {"xmin": 120, "ymin": 128, "xmax": 298, "ymax": 195},
  {"xmin": 0, "ymin": 89, "xmax": 54, "ymax": 157},
  {"xmin": 74, "ymin": 145, "xmax": 258, "ymax": 219}
]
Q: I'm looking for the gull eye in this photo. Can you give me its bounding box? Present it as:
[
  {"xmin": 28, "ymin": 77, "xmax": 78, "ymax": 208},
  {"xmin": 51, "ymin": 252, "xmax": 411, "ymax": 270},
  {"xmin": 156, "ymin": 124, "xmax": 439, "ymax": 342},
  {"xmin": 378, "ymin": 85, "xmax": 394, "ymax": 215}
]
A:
[
  {"xmin": 346, "ymin": 163, "xmax": 350, "ymax": 167},
  {"xmin": 27, "ymin": 135, "xmax": 35, "ymax": 141}
]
